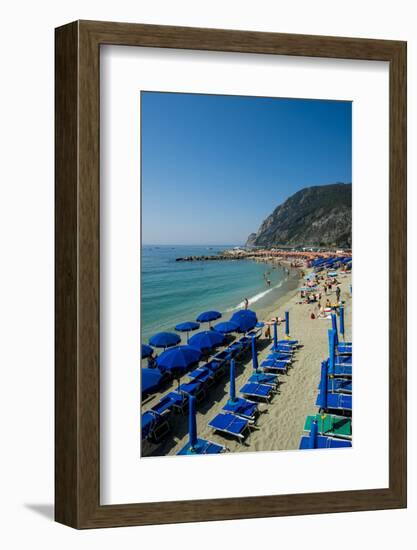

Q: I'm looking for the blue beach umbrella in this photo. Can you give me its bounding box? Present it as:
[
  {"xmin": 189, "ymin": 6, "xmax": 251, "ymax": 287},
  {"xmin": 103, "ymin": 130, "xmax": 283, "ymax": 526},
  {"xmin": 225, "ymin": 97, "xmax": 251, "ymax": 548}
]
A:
[
  {"xmin": 213, "ymin": 321, "xmax": 239, "ymax": 334},
  {"xmin": 339, "ymin": 306, "xmax": 345, "ymax": 339},
  {"xmin": 232, "ymin": 309, "xmax": 257, "ymax": 320},
  {"xmin": 141, "ymin": 367, "xmax": 163, "ymax": 397},
  {"xmin": 196, "ymin": 310, "xmax": 222, "ymax": 326},
  {"xmin": 149, "ymin": 331, "xmax": 181, "ymax": 350},
  {"xmin": 175, "ymin": 321, "xmax": 200, "ymax": 343},
  {"xmin": 156, "ymin": 345, "xmax": 201, "ymax": 376},
  {"xmin": 188, "ymin": 330, "xmax": 224, "ymax": 352},
  {"xmin": 141, "ymin": 344, "xmax": 154, "ymax": 359},
  {"xmin": 230, "ymin": 310, "xmax": 257, "ymax": 333}
]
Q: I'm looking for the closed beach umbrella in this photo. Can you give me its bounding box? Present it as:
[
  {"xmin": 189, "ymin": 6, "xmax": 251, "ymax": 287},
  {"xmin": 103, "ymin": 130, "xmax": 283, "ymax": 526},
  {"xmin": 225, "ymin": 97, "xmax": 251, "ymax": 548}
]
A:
[
  {"xmin": 141, "ymin": 344, "xmax": 154, "ymax": 359},
  {"xmin": 331, "ymin": 314, "xmax": 339, "ymax": 346},
  {"xmin": 156, "ymin": 345, "xmax": 201, "ymax": 375},
  {"xmin": 328, "ymin": 329, "xmax": 336, "ymax": 380},
  {"xmin": 306, "ymin": 420, "xmax": 319, "ymax": 449},
  {"xmin": 188, "ymin": 330, "xmax": 224, "ymax": 352},
  {"xmin": 317, "ymin": 361, "xmax": 328, "ymax": 410},
  {"xmin": 273, "ymin": 321, "xmax": 278, "ymax": 349},
  {"xmin": 213, "ymin": 321, "xmax": 239, "ymax": 334},
  {"xmin": 141, "ymin": 367, "xmax": 163, "ymax": 397},
  {"xmin": 339, "ymin": 306, "xmax": 345, "ymax": 339},
  {"xmin": 285, "ymin": 311, "xmax": 290, "ymax": 337},
  {"xmin": 149, "ymin": 331, "xmax": 181, "ymax": 349},
  {"xmin": 251, "ymin": 336, "xmax": 259, "ymax": 372},
  {"xmin": 188, "ymin": 395, "xmax": 198, "ymax": 450},
  {"xmin": 177, "ymin": 394, "xmax": 224, "ymax": 455},
  {"xmin": 175, "ymin": 321, "xmax": 200, "ymax": 343},
  {"xmin": 229, "ymin": 359, "xmax": 236, "ymax": 403},
  {"xmin": 196, "ymin": 310, "xmax": 222, "ymax": 327}
]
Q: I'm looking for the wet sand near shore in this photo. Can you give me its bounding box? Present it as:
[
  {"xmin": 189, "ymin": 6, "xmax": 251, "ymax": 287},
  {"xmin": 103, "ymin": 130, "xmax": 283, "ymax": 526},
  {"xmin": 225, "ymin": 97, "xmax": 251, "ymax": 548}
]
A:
[{"xmin": 141, "ymin": 270, "xmax": 352, "ymax": 457}]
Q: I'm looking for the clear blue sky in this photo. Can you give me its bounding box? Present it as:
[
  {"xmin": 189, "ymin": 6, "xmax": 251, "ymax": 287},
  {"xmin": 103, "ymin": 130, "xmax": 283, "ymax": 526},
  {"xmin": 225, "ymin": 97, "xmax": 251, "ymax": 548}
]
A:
[{"xmin": 141, "ymin": 92, "xmax": 351, "ymax": 245}]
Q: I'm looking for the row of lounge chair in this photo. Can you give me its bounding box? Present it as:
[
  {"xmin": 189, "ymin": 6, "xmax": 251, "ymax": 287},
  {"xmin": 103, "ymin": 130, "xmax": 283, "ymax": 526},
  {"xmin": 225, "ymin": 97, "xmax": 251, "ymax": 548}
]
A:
[
  {"xmin": 141, "ymin": 328, "xmax": 263, "ymax": 445},
  {"xmin": 207, "ymin": 333, "xmax": 301, "ymax": 443},
  {"xmin": 299, "ymin": 312, "xmax": 352, "ymax": 449}
]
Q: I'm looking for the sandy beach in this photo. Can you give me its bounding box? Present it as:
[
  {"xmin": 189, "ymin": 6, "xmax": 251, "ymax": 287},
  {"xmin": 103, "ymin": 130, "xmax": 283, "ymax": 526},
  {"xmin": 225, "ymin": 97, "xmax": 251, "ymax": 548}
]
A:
[{"xmin": 142, "ymin": 268, "xmax": 352, "ymax": 457}]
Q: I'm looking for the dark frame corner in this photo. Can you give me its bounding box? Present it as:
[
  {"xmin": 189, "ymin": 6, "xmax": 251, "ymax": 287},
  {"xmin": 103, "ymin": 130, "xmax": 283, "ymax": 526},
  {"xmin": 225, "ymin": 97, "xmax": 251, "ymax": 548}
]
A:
[{"xmin": 55, "ymin": 20, "xmax": 407, "ymax": 529}]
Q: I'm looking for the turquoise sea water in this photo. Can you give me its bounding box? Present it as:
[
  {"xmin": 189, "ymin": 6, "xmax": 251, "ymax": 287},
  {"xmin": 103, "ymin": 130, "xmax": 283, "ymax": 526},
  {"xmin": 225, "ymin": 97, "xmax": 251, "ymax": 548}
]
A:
[{"xmin": 141, "ymin": 245, "xmax": 298, "ymax": 343}]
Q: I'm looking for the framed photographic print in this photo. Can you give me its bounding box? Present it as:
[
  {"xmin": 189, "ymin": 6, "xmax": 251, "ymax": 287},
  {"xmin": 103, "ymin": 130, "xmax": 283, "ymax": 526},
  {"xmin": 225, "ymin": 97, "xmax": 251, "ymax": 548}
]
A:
[{"xmin": 55, "ymin": 20, "xmax": 407, "ymax": 528}]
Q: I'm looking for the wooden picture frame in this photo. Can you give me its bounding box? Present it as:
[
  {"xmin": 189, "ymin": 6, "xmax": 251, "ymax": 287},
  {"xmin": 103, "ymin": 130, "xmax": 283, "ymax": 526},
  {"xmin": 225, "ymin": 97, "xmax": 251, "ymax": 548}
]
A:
[{"xmin": 55, "ymin": 20, "xmax": 407, "ymax": 528}]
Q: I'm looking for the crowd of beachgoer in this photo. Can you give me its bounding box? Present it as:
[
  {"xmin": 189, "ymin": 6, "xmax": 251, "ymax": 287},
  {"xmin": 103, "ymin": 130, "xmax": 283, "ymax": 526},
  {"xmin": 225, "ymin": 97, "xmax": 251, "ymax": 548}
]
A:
[{"xmin": 296, "ymin": 270, "xmax": 349, "ymax": 320}]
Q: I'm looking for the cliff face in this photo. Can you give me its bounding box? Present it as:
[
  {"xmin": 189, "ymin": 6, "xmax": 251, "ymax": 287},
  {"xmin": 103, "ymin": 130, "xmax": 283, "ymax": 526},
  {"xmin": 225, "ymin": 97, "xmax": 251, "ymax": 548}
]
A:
[{"xmin": 246, "ymin": 183, "xmax": 352, "ymax": 248}]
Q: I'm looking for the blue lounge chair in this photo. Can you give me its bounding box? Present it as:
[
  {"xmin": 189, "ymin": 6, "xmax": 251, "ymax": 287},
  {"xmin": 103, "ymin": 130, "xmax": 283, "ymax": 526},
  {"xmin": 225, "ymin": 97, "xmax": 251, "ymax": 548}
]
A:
[
  {"xmin": 209, "ymin": 412, "xmax": 250, "ymax": 442},
  {"xmin": 267, "ymin": 353, "xmax": 292, "ymax": 363},
  {"xmin": 141, "ymin": 410, "xmax": 170, "ymax": 442},
  {"xmin": 338, "ymin": 345, "xmax": 352, "ymax": 356},
  {"xmin": 178, "ymin": 439, "xmax": 225, "ymax": 455},
  {"xmin": 240, "ymin": 382, "xmax": 274, "ymax": 402},
  {"xmin": 223, "ymin": 397, "xmax": 258, "ymax": 422},
  {"xmin": 328, "ymin": 378, "xmax": 352, "ymax": 393},
  {"xmin": 335, "ymin": 355, "xmax": 352, "ymax": 366},
  {"xmin": 229, "ymin": 341, "xmax": 245, "ymax": 356},
  {"xmin": 299, "ymin": 420, "xmax": 352, "ymax": 449},
  {"xmin": 249, "ymin": 371, "xmax": 279, "ymax": 388},
  {"xmin": 205, "ymin": 358, "xmax": 226, "ymax": 379},
  {"xmin": 316, "ymin": 361, "xmax": 352, "ymax": 413},
  {"xmin": 269, "ymin": 346, "xmax": 293, "ymax": 356},
  {"xmin": 177, "ymin": 380, "xmax": 206, "ymax": 402},
  {"xmin": 213, "ymin": 349, "xmax": 233, "ymax": 363},
  {"xmin": 321, "ymin": 392, "xmax": 352, "ymax": 412},
  {"xmin": 318, "ymin": 362, "xmax": 352, "ymax": 393},
  {"xmin": 261, "ymin": 359, "xmax": 288, "ymax": 374},
  {"xmin": 275, "ymin": 339, "xmax": 299, "ymax": 348},
  {"xmin": 187, "ymin": 366, "xmax": 215, "ymax": 386},
  {"xmin": 329, "ymin": 362, "xmax": 352, "ymax": 377},
  {"xmin": 152, "ymin": 392, "xmax": 187, "ymax": 415},
  {"xmin": 299, "ymin": 434, "xmax": 352, "ymax": 449}
]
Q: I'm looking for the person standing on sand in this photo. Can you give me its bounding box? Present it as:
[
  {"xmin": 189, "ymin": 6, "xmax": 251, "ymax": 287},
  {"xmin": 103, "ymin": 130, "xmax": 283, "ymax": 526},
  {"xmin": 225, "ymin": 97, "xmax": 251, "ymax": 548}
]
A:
[
  {"xmin": 336, "ymin": 286, "xmax": 341, "ymax": 302},
  {"xmin": 244, "ymin": 297, "xmax": 249, "ymax": 310},
  {"xmin": 265, "ymin": 323, "xmax": 271, "ymax": 339}
]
